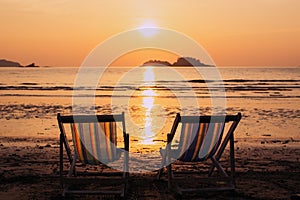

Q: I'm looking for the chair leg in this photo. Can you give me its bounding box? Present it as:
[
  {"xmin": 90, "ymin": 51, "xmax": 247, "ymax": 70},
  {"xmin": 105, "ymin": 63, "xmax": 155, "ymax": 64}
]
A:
[
  {"xmin": 208, "ymin": 133, "xmax": 232, "ymax": 176},
  {"xmin": 229, "ymin": 134, "xmax": 236, "ymax": 186},
  {"xmin": 60, "ymin": 135, "xmax": 64, "ymax": 189},
  {"xmin": 157, "ymin": 149, "xmax": 167, "ymax": 180},
  {"xmin": 157, "ymin": 160, "xmax": 166, "ymax": 180},
  {"xmin": 211, "ymin": 156, "xmax": 228, "ymax": 177},
  {"xmin": 123, "ymin": 149, "xmax": 129, "ymax": 178},
  {"xmin": 157, "ymin": 167, "xmax": 164, "ymax": 180},
  {"xmin": 68, "ymin": 154, "xmax": 76, "ymax": 177},
  {"xmin": 167, "ymin": 164, "xmax": 172, "ymax": 189}
]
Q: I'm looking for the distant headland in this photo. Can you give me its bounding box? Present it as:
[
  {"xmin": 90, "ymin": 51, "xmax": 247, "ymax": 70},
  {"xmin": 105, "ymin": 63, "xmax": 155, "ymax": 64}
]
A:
[
  {"xmin": 0, "ymin": 59, "xmax": 39, "ymax": 67},
  {"xmin": 142, "ymin": 57, "xmax": 213, "ymax": 67}
]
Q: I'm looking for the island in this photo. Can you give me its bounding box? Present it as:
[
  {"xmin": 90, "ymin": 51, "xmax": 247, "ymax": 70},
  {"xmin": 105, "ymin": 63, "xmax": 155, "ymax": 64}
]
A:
[
  {"xmin": 142, "ymin": 57, "xmax": 213, "ymax": 67},
  {"xmin": 23, "ymin": 63, "xmax": 39, "ymax": 68},
  {"xmin": 0, "ymin": 59, "xmax": 39, "ymax": 67},
  {"xmin": 0, "ymin": 59, "xmax": 21, "ymax": 67}
]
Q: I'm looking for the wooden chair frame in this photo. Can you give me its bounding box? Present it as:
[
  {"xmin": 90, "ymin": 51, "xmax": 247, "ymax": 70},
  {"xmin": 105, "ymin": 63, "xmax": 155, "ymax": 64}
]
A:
[
  {"xmin": 157, "ymin": 113, "xmax": 242, "ymax": 195},
  {"xmin": 57, "ymin": 112, "xmax": 129, "ymax": 198}
]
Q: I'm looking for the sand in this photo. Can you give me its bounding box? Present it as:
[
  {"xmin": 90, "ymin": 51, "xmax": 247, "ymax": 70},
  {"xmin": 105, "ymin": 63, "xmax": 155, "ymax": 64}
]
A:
[
  {"xmin": 0, "ymin": 136, "xmax": 299, "ymax": 200},
  {"xmin": 0, "ymin": 95, "xmax": 299, "ymax": 199}
]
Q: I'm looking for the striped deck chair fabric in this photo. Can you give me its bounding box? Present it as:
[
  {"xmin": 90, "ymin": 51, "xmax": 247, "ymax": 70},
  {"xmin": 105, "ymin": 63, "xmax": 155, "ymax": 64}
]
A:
[
  {"xmin": 57, "ymin": 112, "xmax": 129, "ymax": 197},
  {"xmin": 177, "ymin": 121, "xmax": 224, "ymax": 162},
  {"xmin": 71, "ymin": 121, "xmax": 121, "ymax": 164}
]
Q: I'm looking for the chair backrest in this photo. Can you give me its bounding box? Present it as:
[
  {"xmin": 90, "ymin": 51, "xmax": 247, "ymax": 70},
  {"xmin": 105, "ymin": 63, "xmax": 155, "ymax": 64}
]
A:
[
  {"xmin": 170, "ymin": 113, "xmax": 241, "ymax": 162},
  {"xmin": 58, "ymin": 113, "xmax": 126, "ymax": 165}
]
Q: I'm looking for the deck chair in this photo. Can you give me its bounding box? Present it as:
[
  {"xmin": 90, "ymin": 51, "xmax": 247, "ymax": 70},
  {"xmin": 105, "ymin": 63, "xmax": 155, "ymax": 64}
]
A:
[
  {"xmin": 57, "ymin": 112, "xmax": 129, "ymax": 198},
  {"xmin": 157, "ymin": 112, "xmax": 242, "ymax": 195}
]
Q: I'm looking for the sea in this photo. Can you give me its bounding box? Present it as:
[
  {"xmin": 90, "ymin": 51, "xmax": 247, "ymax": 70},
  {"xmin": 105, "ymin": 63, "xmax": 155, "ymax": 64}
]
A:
[{"xmin": 0, "ymin": 66, "xmax": 299, "ymax": 147}]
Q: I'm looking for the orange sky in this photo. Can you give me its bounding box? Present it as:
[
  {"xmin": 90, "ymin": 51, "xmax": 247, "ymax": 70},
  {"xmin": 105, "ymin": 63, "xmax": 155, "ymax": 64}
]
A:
[{"xmin": 0, "ymin": 0, "xmax": 299, "ymax": 67}]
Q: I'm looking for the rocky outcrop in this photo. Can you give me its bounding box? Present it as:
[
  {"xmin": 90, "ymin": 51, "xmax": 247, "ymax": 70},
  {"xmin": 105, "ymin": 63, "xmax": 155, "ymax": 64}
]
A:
[
  {"xmin": 142, "ymin": 57, "xmax": 212, "ymax": 67},
  {"xmin": 0, "ymin": 59, "xmax": 21, "ymax": 67}
]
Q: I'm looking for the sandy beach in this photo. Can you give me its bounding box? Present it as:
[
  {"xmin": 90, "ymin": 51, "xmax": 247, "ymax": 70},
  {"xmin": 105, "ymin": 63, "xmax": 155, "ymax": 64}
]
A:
[{"xmin": 0, "ymin": 136, "xmax": 299, "ymax": 200}]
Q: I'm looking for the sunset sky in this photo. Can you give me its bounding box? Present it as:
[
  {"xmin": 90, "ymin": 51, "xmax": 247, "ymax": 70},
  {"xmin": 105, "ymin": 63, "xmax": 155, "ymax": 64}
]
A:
[{"xmin": 1, "ymin": 0, "xmax": 299, "ymax": 67}]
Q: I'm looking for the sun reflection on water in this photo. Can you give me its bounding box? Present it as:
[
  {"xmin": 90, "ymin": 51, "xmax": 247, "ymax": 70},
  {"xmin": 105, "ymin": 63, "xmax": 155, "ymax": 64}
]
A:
[
  {"xmin": 139, "ymin": 67, "xmax": 158, "ymax": 145},
  {"xmin": 127, "ymin": 67, "xmax": 170, "ymax": 147},
  {"xmin": 140, "ymin": 88, "xmax": 156, "ymax": 144},
  {"xmin": 143, "ymin": 67, "xmax": 155, "ymax": 85}
]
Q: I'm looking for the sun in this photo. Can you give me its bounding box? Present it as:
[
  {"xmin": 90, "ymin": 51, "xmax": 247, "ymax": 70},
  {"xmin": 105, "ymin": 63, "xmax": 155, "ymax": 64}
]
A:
[{"xmin": 138, "ymin": 20, "xmax": 159, "ymax": 37}]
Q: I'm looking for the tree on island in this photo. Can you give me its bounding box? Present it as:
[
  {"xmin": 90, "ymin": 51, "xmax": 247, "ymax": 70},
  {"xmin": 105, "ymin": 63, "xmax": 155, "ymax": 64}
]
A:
[
  {"xmin": 141, "ymin": 57, "xmax": 212, "ymax": 67},
  {"xmin": 142, "ymin": 59, "xmax": 172, "ymax": 66},
  {"xmin": 173, "ymin": 57, "xmax": 209, "ymax": 66}
]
